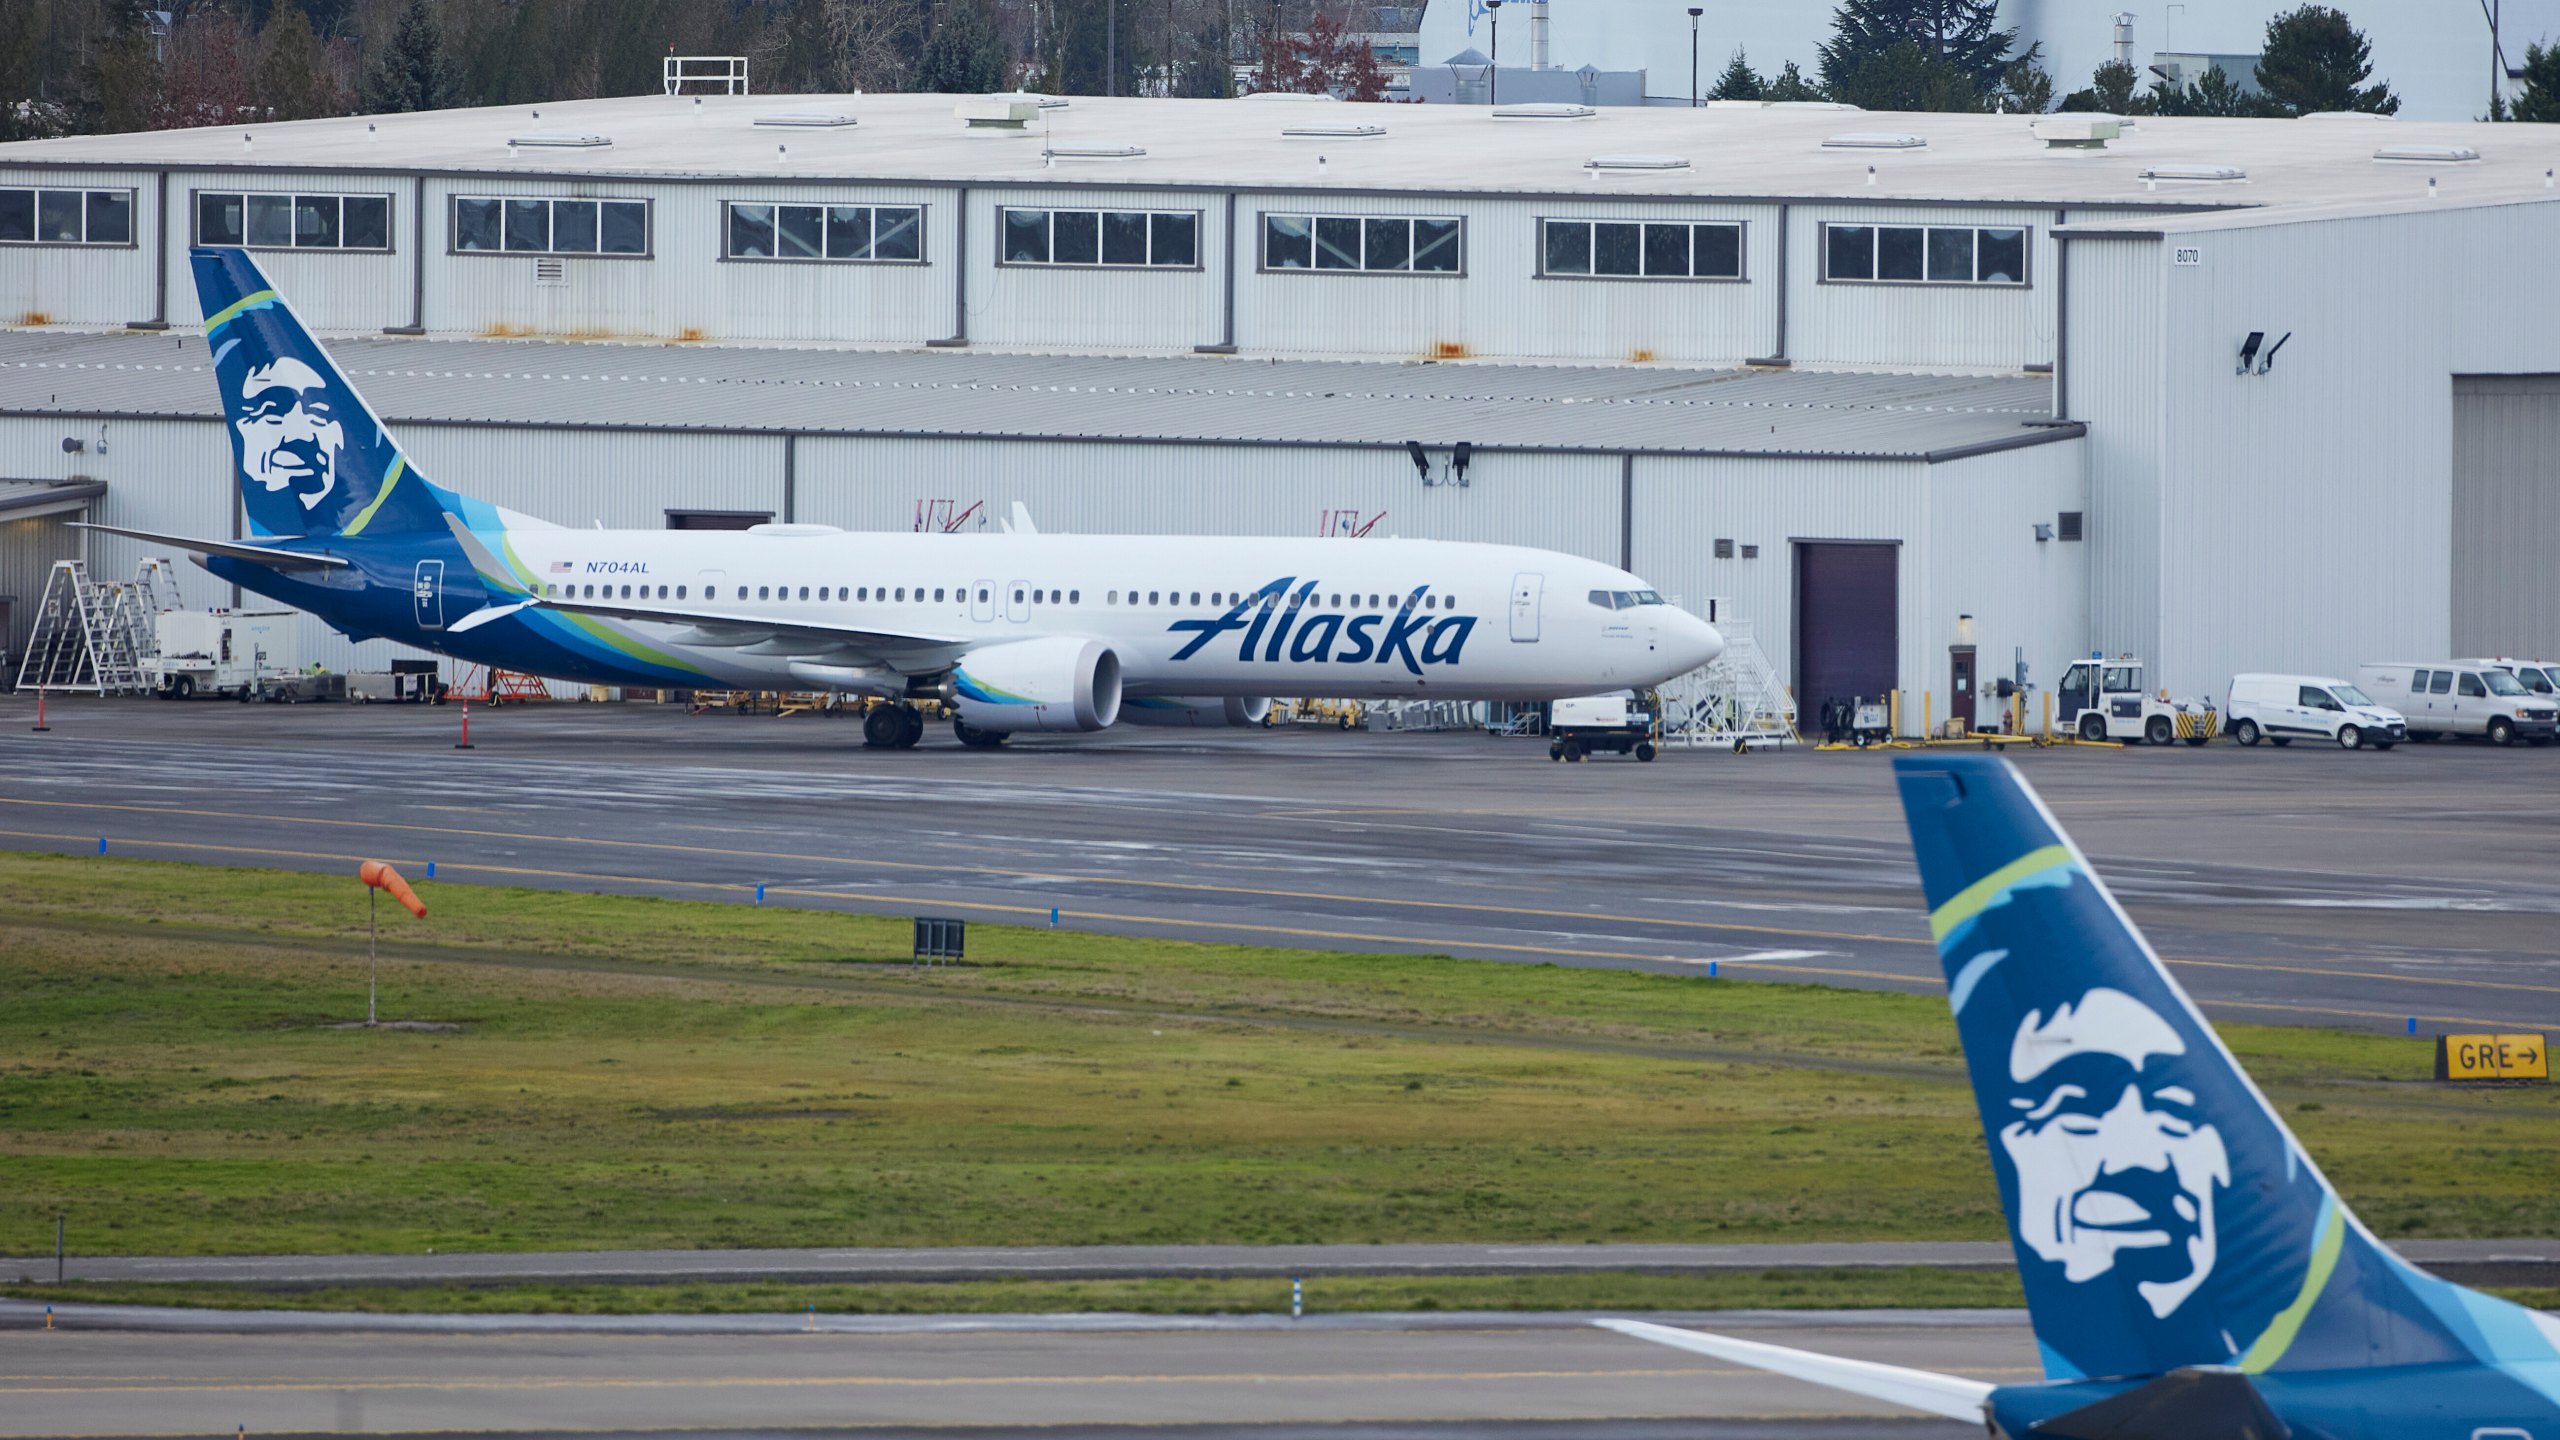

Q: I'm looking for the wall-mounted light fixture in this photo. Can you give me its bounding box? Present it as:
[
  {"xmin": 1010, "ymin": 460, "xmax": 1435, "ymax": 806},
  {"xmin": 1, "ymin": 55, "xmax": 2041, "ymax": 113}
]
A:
[
  {"xmin": 2236, "ymin": 331, "xmax": 2263, "ymax": 374},
  {"xmin": 1404, "ymin": 440, "xmax": 1430, "ymax": 481},
  {"xmin": 1450, "ymin": 441, "xmax": 1473, "ymax": 487}
]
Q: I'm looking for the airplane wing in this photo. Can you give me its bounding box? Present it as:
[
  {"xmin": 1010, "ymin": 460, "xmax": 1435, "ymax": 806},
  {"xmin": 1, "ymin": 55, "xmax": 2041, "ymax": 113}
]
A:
[
  {"xmin": 70, "ymin": 521, "xmax": 349, "ymax": 571},
  {"xmin": 453, "ymin": 591, "xmax": 966, "ymax": 668},
  {"xmin": 1594, "ymin": 1319, "xmax": 1993, "ymax": 1424}
]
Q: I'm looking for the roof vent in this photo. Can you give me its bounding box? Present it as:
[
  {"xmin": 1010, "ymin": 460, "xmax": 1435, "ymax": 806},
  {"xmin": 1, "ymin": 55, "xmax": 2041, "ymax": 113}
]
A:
[
  {"xmin": 1241, "ymin": 90, "xmax": 1340, "ymax": 102},
  {"xmin": 2375, "ymin": 143, "xmax": 2480, "ymax": 163},
  {"xmin": 2030, "ymin": 116, "xmax": 2121, "ymax": 149},
  {"xmin": 1822, "ymin": 131, "xmax": 1925, "ymax": 150},
  {"xmin": 2300, "ymin": 110, "xmax": 2392, "ymax": 120},
  {"xmin": 1492, "ymin": 102, "xmax": 1597, "ymax": 119},
  {"xmin": 754, "ymin": 111, "xmax": 855, "ymax": 128},
  {"xmin": 1768, "ymin": 100, "xmax": 1859, "ymax": 111},
  {"xmin": 1704, "ymin": 98, "xmax": 1765, "ymax": 110},
  {"xmin": 1282, "ymin": 122, "xmax": 1386, "ymax": 138},
  {"xmin": 1043, "ymin": 141, "xmax": 1146, "ymax": 159},
  {"xmin": 510, "ymin": 131, "xmax": 610, "ymax": 148},
  {"xmin": 2140, "ymin": 163, "xmax": 2246, "ymax": 182},
  {"xmin": 1585, "ymin": 153, "xmax": 1690, "ymax": 172},
  {"xmin": 956, "ymin": 97, "xmax": 1041, "ymax": 129},
  {"xmin": 989, "ymin": 90, "xmax": 1070, "ymax": 109}
]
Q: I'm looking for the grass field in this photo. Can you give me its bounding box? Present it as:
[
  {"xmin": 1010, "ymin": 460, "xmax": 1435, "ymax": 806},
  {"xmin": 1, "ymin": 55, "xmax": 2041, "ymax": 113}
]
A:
[{"xmin": 3, "ymin": 851, "xmax": 2556, "ymax": 1271}]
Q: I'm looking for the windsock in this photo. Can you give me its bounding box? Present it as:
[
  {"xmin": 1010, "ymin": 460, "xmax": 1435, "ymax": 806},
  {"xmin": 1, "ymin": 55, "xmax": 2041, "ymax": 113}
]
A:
[{"xmin": 358, "ymin": 860, "xmax": 427, "ymax": 919}]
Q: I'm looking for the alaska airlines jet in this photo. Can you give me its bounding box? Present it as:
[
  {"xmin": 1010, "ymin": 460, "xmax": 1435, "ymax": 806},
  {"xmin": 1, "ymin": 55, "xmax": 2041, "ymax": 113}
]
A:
[
  {"xmin": 1605, "ymin": 754, "xmax": 2560, "ymax": 1438},
  {"xmin": 85, "ymin": 249, "xmax": 1723, "ymax": 748}
]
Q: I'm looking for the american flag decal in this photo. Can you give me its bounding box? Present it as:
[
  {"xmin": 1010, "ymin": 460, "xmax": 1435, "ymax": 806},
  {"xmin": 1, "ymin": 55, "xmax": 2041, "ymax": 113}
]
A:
[{"xmin": 550, "ymin": 560, "xmax": 573, "ymax": 573}]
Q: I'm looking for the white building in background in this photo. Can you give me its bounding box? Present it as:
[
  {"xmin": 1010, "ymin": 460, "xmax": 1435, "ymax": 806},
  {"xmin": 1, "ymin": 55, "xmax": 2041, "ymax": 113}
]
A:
[
  {"xmin": 1, "ymin": 90, "xmax": 2558, "ymax": 724},
  {"xmin": 1418, "ymin": 0, "xmax": 2560, "ymax": 119}
]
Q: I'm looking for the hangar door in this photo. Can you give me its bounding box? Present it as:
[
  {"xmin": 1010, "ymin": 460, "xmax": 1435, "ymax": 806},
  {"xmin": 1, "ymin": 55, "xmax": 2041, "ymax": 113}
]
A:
[
  {"xmin": 2453, "ymin": 376, "xmax": 2560, "ymax": 657},
  {"xmin": 1794, "ymin": 542, "xmax": 1899, "ymax": 717}
]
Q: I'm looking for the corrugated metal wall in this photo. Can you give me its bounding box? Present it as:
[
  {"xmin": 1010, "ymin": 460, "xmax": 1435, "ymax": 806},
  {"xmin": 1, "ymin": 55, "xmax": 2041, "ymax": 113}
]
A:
[
  {"xmin": 2063, "ymin": 235, "xmax": 2163, "ymax": 674},
  {"xmin": 2451, "ymin": 375, "xmax": 2560, "ymax": 657},
  {"xmin": 2142, "ymin": 200, "xmax": 2560, "ymax": 698},
  {"xmin": 1924, "ymin": 439, "xmax": 2092, "ymax": 712},
  {"xmin": 0, "ymin": 512, "xmax": 76, "ymax": 665},
  {"xmin": 12, "ymin": 158, "xmax": 2079, "ymax": 369},
  {"xmin": 1787, "ymin": 203, "xmax": 2058, "ymax": 370},
  {"xmin": 0, "ymin": 165, "xmax": 161, "ymax": 326}
]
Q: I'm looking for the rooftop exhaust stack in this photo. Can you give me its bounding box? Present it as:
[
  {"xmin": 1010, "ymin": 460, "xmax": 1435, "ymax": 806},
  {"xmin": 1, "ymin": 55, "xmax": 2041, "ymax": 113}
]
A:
[
  {"xmin": 2112, "ymin": 11, "xmax": 2135, "ymax": 69},
  {"xmin": 1531, "ymin": 0, "xmax": 1552, "ymax": 70}
]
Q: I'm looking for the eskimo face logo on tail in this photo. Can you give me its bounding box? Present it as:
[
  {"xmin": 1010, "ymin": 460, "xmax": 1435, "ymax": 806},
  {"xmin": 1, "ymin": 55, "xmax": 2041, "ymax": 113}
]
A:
[
  {"xmin": 2001, "ymin": 986, "xmax": 2231, "ymax": 1318},
  {"xmin": 1165, "ymin": 578, "xmax": 1476, "ymax": 676},
  {"xmin": 233, "ymin": 358, "xmax": 345, "ymax": 515}
]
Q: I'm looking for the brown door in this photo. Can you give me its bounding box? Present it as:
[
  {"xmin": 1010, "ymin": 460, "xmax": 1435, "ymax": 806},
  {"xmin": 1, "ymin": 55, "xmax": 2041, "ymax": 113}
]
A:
[{"xmin": 1949, "ymin": 645, "xmax": 1977, "ymax": 730}]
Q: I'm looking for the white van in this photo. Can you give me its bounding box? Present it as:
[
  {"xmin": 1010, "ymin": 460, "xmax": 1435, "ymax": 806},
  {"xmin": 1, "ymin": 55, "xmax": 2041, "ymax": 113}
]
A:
[
  {"xmin": 2456, "ymin": 658, "xmax": 2560, "ymax": 702},
  {"xmin": 2354, "ymin": 662, "xmax": 2560, "ymax": 746},
  {"xmin": 2225, "ymin": 674, "xmax": 2405, "ymax": 750}
]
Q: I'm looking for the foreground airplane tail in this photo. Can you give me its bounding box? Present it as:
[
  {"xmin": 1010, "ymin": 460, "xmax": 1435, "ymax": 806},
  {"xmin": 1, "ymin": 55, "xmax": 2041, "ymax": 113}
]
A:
[
  {"xmin": 1607, "ymin": 754, "xmax": 2560, "ymax": 1436},
  {"xmin": 1895, "ymin": 753, "xmax": 2554, "ymax": 1384},
  {"xmin": 193, "ymin": 246, "xmax": 458, "ymax": 540}
]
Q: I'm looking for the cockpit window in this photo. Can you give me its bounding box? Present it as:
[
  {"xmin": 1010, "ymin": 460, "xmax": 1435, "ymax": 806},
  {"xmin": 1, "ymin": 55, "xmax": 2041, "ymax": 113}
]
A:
[{"xmin": 1588, "ymin": 589, "xmax": 1617, "ymax": 610}]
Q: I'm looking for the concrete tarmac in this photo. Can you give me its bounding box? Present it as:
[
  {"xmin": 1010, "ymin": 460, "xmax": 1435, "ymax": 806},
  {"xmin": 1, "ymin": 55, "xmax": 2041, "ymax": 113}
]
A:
[
  {"xmin": 0, "ymin": 1309, "xmax": 2020, "ymax": 1438},
  {"xmin": 3, "ymin": 698, "xmax": 2559, "ymax": 1032}
]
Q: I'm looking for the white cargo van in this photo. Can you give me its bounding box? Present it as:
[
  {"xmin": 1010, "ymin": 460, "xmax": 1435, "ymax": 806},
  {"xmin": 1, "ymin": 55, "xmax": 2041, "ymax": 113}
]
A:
[
  {"xmin": 2456, "ymin": 659, "xmax": 2560, "ymax": 701},
  {"xmin": 2354, "ymin": 663, "xmax": 2560, "ymax": 746},
  {"xmin": 2225, "ymin": 675, "xmax": 2405, "ymax": 750}
]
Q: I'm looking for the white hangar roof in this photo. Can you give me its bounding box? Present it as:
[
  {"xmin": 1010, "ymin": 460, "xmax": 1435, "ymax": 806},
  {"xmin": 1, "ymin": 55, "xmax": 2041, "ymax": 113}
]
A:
[
  {"xmin": 5, "ymin": 91, "xmax": 2558, "ymax": 220},
  {"xmin": 0, "ymin": 330, "xmax": 2073, "ymax": 461}
]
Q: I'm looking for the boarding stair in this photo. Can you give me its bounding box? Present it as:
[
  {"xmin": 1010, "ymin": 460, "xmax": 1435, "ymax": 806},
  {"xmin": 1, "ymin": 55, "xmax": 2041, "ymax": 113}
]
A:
[
  {"xmin": 1660, "ymin": 618, "xmax": 1801, "ymax": 750},
  {"xmin": 14, "ymin": 560, "xmax": 155, "ymax": 695}
]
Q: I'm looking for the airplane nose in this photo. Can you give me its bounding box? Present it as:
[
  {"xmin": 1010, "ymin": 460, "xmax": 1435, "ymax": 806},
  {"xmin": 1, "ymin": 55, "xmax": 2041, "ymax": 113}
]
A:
[{"xmin": 1680, "ymin": 612, "xmax": 1726, "ymax": 671}]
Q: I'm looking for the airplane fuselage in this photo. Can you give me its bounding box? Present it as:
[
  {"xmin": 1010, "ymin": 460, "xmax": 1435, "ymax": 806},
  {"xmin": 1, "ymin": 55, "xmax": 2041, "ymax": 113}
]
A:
[{"xmin": 217, "ymin": 526, "xmax": 1722, "ymax": 703}]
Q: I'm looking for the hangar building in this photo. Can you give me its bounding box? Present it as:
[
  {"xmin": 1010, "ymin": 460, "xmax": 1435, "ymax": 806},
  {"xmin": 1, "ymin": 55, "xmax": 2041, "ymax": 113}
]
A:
[{"xmin": 1, "ymin": 92, "xmax": 2556, "ymax": 720}]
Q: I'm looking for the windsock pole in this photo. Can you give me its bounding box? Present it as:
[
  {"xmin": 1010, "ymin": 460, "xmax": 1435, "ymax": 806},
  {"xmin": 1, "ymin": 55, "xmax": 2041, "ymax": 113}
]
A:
[{"xmin": 356, "ymin": 862, "xmax": 428, "ymax": 1026}]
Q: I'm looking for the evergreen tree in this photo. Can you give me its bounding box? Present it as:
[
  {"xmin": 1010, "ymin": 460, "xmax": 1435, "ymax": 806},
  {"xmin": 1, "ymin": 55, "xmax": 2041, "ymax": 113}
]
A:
[
  {"xmin": 1707, "ymin": 48, "xmax": 1763, "ymax": 101},
  {"xmin": 2151, "ymin": 62, "xmax": 2270, "ymax": 117},
  {"xmin": 1765, "ymin": 59, "xmax": 1821, "ymax": 102},
  {"xmin": 360, "ymin": 0, "xmax": 459, "ymax": 113},
  {"xmin": 1818, "ymin": 0, "xmax": 2015, "ymax": 101},
  {"xmin": 1051, "ymin": 0, "xmax": 1143, "ymax": 96},
  {"xmin": 2057, "ymin": 58, "xmax": 2155, "ymax": 114},
  {"xmin": 2513, "ymin": 39, "xmax": 2560, "ymax": 122},
  {"xmin": 917, "ymin": 0, "xmax": 1006, "ymax": 93},
  {"xmin": 2253, "ymin": 5, "xmax": 2397, "ymax": 116},
  {"xmin": 1826, "ymin": 38, "xmax": 1984, "ymax": 111},
  {"xmin": 256, "ymin": 1, "xmax": 343, "ymax": 118},
  {"xmin": 77, "ymin": 1, "xmax": 163, "ymax": 134},
  {"xmin": 1994, "ymin": 44, "xmax": 2053, "ymax": 112}
]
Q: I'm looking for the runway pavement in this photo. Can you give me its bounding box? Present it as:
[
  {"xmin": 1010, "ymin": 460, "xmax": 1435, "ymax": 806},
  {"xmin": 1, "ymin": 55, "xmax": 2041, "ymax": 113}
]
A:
[
  {"xmin": 3, "ymin": 697, "xmax": 2560, "ymax": 1033},
  {"xmin": 8, "ymin": 1239, "xmax": 2557, "ymax": 1289},
  {"xmin": 0, "ymin": 1307, "xmax": 2018, "ymax": 1438}
]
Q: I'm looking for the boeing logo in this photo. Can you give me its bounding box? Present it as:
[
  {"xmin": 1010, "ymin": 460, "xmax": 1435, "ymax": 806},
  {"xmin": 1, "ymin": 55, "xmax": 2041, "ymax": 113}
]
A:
[{"xmin": 1167, "ymin": 577, "xmax": 1476, "ymax": 675}]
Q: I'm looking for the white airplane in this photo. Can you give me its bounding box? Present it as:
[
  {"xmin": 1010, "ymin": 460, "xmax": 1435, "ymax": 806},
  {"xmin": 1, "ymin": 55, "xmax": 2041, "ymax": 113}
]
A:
[{"xmin": 83, "ymin": 248, "xmax": 1724, "ymax": 749}]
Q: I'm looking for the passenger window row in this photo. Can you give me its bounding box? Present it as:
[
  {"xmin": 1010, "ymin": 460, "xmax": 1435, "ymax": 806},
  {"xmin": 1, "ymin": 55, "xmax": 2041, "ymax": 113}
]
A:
[
  {"xmin": 539, "ymin": 579, "xmax": 1461, "ymax": 612},
  {"xmin": 1108, "ymin": 590, "xmax": 1456, "ymax": 610}
]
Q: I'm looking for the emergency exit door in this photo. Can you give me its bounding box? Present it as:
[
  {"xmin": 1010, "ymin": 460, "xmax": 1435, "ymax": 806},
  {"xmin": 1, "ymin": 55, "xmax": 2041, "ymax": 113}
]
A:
[
  {"xmin": 1509, "ymin": 572, "xmax": 1543, "ymax": 642},
  {"xmin": 412, "ymin": 559, "xmax": 444, "ymax": 631}
]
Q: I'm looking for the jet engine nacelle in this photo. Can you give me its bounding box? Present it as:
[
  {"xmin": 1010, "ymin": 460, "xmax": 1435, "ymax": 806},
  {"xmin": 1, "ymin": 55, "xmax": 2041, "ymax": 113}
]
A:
[
  {"xmin": 950, "ymin": 636, "xmax": 1122, "ymax": 732},
  {"xmin": 1118, "ymin": 695, "xmax": 1273, "ymax": 728}
]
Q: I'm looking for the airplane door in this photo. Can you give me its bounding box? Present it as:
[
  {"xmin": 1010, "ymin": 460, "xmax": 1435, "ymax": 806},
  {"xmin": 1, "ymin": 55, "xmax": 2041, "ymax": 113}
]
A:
[
  {"xmin": 412, "ymin": 559, "xmax": 445, "ymax": 631},
  {"xmin": 1006, "ymin": 580, "xmax": 1030, "ymax": 623},
  {"xmin": 1509, "ymin": 572, "xmax": 1543, "ymax": 642},
  {"xmin": 970, "ymin": 579, "xmax": 996, "ymax": 623}
]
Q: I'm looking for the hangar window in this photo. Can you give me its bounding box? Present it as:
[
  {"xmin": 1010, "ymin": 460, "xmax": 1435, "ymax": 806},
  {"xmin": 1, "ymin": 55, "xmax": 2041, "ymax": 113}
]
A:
[
  {"xmin": 1262, "ymin": 212, "xmax": 1461, "ymax": 274},
  {"xmin": 196, "ymin": 191, "xmax": 391, "ymax": 252},
  {"xmin": 1821, "ymin": 223, "xmax": 2028, "ymax": 286},
  {"xmin": 1000, "ymin": 207, "xmax": 1199, "ymax": 268},
  {"xmin": 724, "ymin": 202, "xmax": 923, "ymax": 263},
  {"xmin": 0, "ymin": 186, "xmax": 135, "ymax": 247},
  {"xmin": 452, "ymin": 195, "xmax": 649, "ymax": 257},
  {"xmin": 1539, "ymin": 219, "xmax": 1741, "ymax": 280}
]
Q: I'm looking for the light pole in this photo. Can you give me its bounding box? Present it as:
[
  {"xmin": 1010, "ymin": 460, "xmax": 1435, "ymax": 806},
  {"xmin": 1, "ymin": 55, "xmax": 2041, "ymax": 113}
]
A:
[
  {"xmin": 1688, "ymin": 7, "xmax": 1703, "ymax": 107},
  {"xmin": 1486, "ymin": 0, "xmax": 1501, "ymax": 105}
]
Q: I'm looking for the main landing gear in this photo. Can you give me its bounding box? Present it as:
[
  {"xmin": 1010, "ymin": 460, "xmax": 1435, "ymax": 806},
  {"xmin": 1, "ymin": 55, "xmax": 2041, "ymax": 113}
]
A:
[
  {"xmin": 952, "ymin": 719, "xmax": 1009, "ymax": 750},
  {"xmin": 862, "ymin": 703, "xmax": 926, "ymax": 750}
]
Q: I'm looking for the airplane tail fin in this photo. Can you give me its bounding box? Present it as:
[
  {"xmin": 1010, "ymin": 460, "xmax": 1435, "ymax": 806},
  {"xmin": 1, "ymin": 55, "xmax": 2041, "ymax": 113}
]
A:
[
  {"xmin": 193, "ymin": 247, "xmax": 458, "ymax": 540},
  {"xmin": 1893, "ymin": 754, "xmax": 2560, "ymax": 1383}
]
